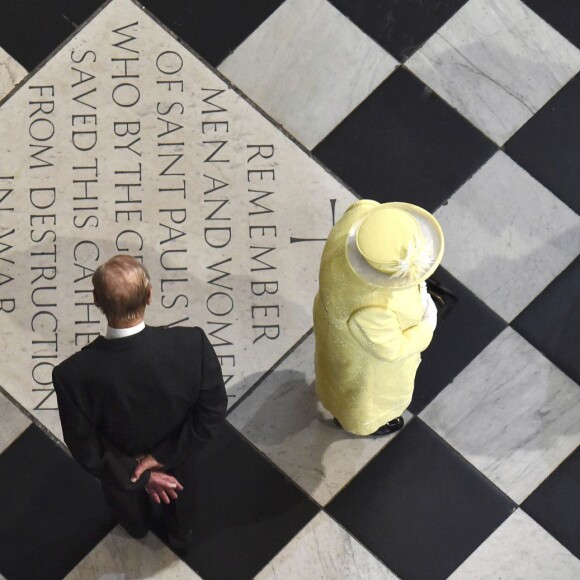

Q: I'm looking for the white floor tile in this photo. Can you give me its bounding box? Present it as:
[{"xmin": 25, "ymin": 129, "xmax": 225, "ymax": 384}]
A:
[
  {"xmin": 421, "ymin": 328, "xmax": 580, "ymax": 503},
  {"xmin": 219, "ymin": 0, "xmax": 398, "ymax": 149},
  {"xmin": 228, "ymin": 334, "xmax": 410, "ymax": 505},
  {"xmin": 256, "ymin": 512, "xmax": 396, "ymax": 579},
  {"xmin": 434, "ymin": 152, "xmax": 580, "ymax": 322},
  {"xmin": 0, "ymin": 390, "xmax": 30, "ymax": 453},
  {"xmin": 451, "ymin": 509, "xmax": 580, "ymax": 579},
  {"xmin": 0, "ymin": 46, "xmax": 27, "ymax": 102},
  {"xmin": 406, "ymin": 0, "xmax": 580, "ymax": 145},
  {"xmin": 65, "ymin": 526, "xmax": 201, "ymax": 580}
]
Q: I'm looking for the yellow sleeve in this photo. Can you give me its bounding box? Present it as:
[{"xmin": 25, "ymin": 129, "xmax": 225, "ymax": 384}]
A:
[{"xmin": 347, "ymin": 305, "xmax": 434, "ymax": 362}]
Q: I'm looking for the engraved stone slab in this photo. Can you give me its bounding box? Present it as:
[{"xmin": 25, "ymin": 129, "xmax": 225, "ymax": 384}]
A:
[
  {"xmin": 0, "ymin": 0, "xmax": 356, "ymax": 439},
  {"xmin": 0, "ymin": 46, "xmax": 27, "ymax": 101}
]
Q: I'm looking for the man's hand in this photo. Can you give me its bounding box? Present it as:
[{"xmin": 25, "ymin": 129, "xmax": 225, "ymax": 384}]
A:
[
  {"xmin": 131, "ymin": 453, "xmax": 164, "ymax": 482},
  {"xmin": 146, "ymin": 471, "xmax": 184, "ymax": 505}
]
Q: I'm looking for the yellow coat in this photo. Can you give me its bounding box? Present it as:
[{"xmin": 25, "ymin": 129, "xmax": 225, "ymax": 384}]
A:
[{"xmin": 314, "ymin": 200, "xmax": 434, "ymax": 435}]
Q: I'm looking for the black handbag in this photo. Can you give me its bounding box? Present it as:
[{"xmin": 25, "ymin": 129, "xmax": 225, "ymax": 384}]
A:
[{"xmin": 426, "ymin": 278, "xmax": 458, "ymax": 320}]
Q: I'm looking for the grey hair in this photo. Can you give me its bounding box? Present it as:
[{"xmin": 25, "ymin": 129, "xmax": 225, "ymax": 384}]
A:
[{"xmin": 92, "ymin": 255, "xmax": 151, "ymax": 323}]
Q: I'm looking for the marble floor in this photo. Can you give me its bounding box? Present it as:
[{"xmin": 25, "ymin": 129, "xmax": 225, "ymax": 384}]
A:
[{"xmin": 0, "ymin": 0, "xmax": 579, "ymax": 579}]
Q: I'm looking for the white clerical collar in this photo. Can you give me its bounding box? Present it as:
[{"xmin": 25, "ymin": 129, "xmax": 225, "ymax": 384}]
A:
[{"xmin": 106, "ymin": 321, "xmax": 145, "ymax": 340}]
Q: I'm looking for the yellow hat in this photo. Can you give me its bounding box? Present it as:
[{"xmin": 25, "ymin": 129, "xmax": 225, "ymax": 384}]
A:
[{"xmin": 346, "ymin": 202, "xmax": 444, "ymax": 289}]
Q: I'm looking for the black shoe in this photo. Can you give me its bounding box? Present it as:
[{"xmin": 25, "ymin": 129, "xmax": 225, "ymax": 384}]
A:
[
  {"xmin": 370, "ymin": 416, "xmax": 404, "ymax": 437},
  {"xmin": 333, "ymin": 416, "xmax": 404, "ymax": 437},
  {"xmin": 167, "ymin": 529, "xmax": 193, "ymax": 556}
]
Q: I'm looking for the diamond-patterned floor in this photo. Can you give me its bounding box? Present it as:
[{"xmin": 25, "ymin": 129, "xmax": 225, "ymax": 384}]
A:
[{"xmin": 0, "ymin": 0, "xmax": 579, "ymax": 578}]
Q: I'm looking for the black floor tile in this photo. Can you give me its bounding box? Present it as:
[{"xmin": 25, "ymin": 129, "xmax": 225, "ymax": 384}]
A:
[
  {"xmin": 0, "ymin": 0, "xmax": 103, "ymax": 71},
  {"xmin": 328, "ymin": 0, "xmax": 468, "ymax": 61},
  {"xmin": 0, "ymin": 0, "xmax": 285, "ymax": 72},
  {"xmin": 512, "ymin": 256, "xmax": 580, "ymax": 385},
  {"xmin": 505, "ymin": 75, "xmax": 580, "ymax": 214},
  {"xmin": 523, "ymin": 0, "xmax": 580, "ymax": 50},
  {"xmin": 326, "ymin": 419, "xmax": 515, "ymax": 580},
  {"xmin": 411, "ymin": 267, "xmax": 507, "ymax": 414},
  {"xmin": 166, "ymin": 422, "xmax": 319, "ymax": 580},
  {"xmin": 313, "ymin": 69, "xmax": 497, "ymax": 212},
  {"xmin": 522, "ymin": 447, "xmax": 580, "ymax": 559},
  {"xmin": 140, "ymin": 0, "xmax": 285, "ymax": 67},
  {"xmin": 0, "ymin": 425, "xmax": 114, "ymax": 580}
]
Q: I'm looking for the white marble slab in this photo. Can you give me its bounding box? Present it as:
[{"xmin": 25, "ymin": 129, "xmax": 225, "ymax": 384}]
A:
[
  {"xmin": 0, "ymin": 0, "xmax": 357, "ymax": 439},
  {"xmin": 0, "ymin": 389, "xmax": 31, "ymax": 453},
  {"xmin": 256, "ymin": 512, "xmax": 396, "ymax": 579},
  {"xmin": 65, "ymin": 526, "xmax": 201, "ymax": 579},
  {"xmin": 219, "ymin": 0, "xmax": 398, "ymax": 149},
  {"xmin": 451, "ymin": 509, "xmax": 580, "ymax": 579},
  {"xmin": 406, "ymin": 0, "xmax": 580, "ymax": 145},
  {"xmin": 434, "ymin": 152, "xmax": 580, "ymax": 322},
  {"xmin": 421, "ymin": 328, "xmax": 580, "ymax": 504},
  {"xmin": 0, "ymin": 46, "xmax": 27, "ymax": 102},
  {"xmin": 228, "ymin": 333, "xmax": 411, "ymax": 505}
]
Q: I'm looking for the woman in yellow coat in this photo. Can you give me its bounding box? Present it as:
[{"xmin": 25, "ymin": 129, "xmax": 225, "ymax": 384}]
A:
[{"xmin": 314, "ymin": 199, "xmax": 444, "ymax": 436}]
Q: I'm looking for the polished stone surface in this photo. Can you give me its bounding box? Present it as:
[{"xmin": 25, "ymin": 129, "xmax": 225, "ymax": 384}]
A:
[
  {"xmin": 434, "ymin": 152, "xmax": 580, "ymax": 322},
  {"xmin": 66, "ymin": 526, "xmax": 201, "ymax": 579},
  {"xmin": 313, "ymin": 67, "xmax": 497, "ymax": 211},
  {"xmin": 327, "ymin": 418, "xmax": 515, "ymax": 580},
  {"xmin": 522, "ymin": 447, "xmax": 580, "ymax": 560},
  {"xmin": 0, "ymin": 46, "xmax": 27, "ymax": 101},
  {"xmin": 522, "ymin": 0, "xmax": 580, "ymax": 50},
  {"xmin": 410, "ymin": 266, "xmax": 507, "ymax": 414},
  {"xmin": 220, "ymin": 0, "xmax": 397, "ymax": 149},
  {"xmin": 176, "ymin": 422, "xmax": 319, "ymax": 580},
  {"xmin": 505, "ymin": 74, "xmax": 580, "ymax": 214},
  {"xmin": 0, "ymin": 425, "xmax": 114, "ymax": 580},
  {"xmin": 421, "ymin": 327, "xmax": 580, "ymax": 503},
  {"xmin": 513, "ymin": 256, "xmax": 580, "ymax": 385},
  {"xmin": 0, "ymin": 0, "xmax": 579, "ymax": 577},
  {"xmin": 141, "ymin": 0, "xmax": 286, "ymax": 68},
  {"xmin": 0, "ymin": 0, "xmax": 357, "ymax": 439},
  {"xmin": 406, "ymin": 0, "xmax": 580, "ymax": 144},
  {"xmin": 328, "ymin": 0, "xmax": 468, "ymax": 62},
  {"xmin": 256, "ymin": 512, "xmax": 396, "ymax": 579},
  {"xmin": 229, "ymin": 334, "xmax": 410, "ymax": 505},
  {"xmin": 0, "ymin": 1, "xmax": 103, "ymax": 72},
  {"xmin": 451, "ymin": 509, "xmax": 580, "ymax": 579},
  {"xmin": 0, "ymin": 390, "xmax": 30, "ymax": 453}
]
